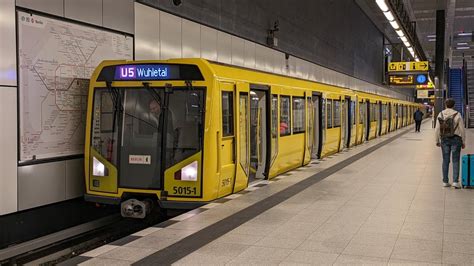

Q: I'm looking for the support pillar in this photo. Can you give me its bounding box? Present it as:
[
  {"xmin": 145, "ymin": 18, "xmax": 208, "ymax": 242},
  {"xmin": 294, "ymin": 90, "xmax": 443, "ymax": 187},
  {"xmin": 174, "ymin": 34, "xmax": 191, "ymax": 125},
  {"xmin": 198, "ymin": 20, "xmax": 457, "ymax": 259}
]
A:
[{"xmin": 434, "ymin": 9, "xmax": 445, "ymax": 120}]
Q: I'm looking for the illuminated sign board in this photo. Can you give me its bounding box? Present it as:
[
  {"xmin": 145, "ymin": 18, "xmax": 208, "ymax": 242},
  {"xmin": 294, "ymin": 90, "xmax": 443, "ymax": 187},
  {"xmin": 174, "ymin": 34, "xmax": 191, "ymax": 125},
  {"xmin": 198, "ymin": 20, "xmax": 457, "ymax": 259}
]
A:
[
  {"xmin": 97, "ymin": 63, "xmax": 204, "ymax": 82},
  {"xmin": 388, "ymin": 61, "xmax": 429, "ymax": 72},
  {"xmin": 115, "ymin": 64, "xmax": 177, "ymax": 80},
  {"xmin": 416, "ymin": 81, "xmax": 434, "ymax": 89},
  {"xmin": 389, "ymin": 73, "xmax": 429, "ymax": 86},
  {"xmin": 417, "ymin": 90, "xmax": 429, "ymax": 99}
]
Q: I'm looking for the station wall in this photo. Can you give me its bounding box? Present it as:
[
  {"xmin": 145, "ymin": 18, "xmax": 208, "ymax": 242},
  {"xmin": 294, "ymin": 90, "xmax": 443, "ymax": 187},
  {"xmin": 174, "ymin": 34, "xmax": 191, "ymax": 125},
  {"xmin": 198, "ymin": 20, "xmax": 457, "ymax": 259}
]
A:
[
  {"xmin": 0, "ymin": 0, "xmax": 134, "ymax": 215},
  {"xmin": 137, "ymin": 0, "xmax": 384, "ymax": 87},
  {"xmin": 0, "ymin": 0, "xmax": 18, "ymax": 215},
  {"xmin": 134, "ymin": 2, "xmax": 410, "ymax": 100},
  {"xmin": 0, "ymin": 0, "xmax": 412, "ymax": 216}
]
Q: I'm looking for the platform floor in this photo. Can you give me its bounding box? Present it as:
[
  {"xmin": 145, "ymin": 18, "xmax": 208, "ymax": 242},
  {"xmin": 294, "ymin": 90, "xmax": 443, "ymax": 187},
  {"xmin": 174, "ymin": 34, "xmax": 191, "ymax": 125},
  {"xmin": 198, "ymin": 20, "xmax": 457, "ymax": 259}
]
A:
[{"xmin": 64, "ymin": 121, "xmax": 474, "ymax": 265}]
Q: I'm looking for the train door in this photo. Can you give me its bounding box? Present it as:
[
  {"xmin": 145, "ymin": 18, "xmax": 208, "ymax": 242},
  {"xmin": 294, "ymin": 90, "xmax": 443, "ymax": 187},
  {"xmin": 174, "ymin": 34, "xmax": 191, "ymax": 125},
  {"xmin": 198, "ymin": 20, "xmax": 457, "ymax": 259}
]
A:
[
  {"xmin": 344, "ymin": 96, "xmax": 351, "ymax": 148},
  {"xmin": 339, "ymin": 98, "xmax": 345, "ymax": 151},
  {"xmin": 249, "ymin": 86, "xmax": 270, "ymax": 182},
  {"xmin": 311, "ymin": 93, "xmax": 322, "ymax": 158},
  {"xmin": 395, "ymin": 104, "xmax": 399, "ymax": 129},
  {"xmin": 378, "ymin": 101, "xmax": 382, "ymax": 136},
  {"xmin": 401, "ymin": 105, "xmax": 405, "ymax": 127},
  {"xmin": 218, "ymin": 83, "xmax": 236, "ymax": 197},
  {"xmin": 233, "ymin": 83, "xmax": 250, "ymax": 193},
  {"xmin": 358, "ymin": 101, "xmax": 365, "ymax": 144},
  {"xmin": 388, "ymin": 103, "xmax": 392, "ymax": 132},
  {"xmin": 365, "ymin": 100, "xmax": 370, "ymax": 141}
]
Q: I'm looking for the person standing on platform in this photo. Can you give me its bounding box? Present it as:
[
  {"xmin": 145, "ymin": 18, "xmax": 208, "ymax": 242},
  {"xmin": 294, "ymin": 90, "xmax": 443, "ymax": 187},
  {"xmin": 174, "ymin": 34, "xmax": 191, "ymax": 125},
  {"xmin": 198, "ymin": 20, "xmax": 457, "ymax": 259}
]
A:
[
  {"xmin": 435, "ymin": 98, "xmax": 465, "ymax": 188},
  {"xmin": 413, "ymin": 108, "xmax": 423, "ymax": 132}
]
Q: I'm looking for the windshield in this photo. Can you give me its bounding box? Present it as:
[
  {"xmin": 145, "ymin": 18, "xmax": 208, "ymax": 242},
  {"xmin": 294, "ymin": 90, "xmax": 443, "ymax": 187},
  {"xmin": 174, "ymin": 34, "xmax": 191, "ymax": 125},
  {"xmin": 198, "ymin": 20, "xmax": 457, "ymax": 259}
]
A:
[{"xmin": 91, "ymin": 87, "xmax": 205, "ymax": 189}]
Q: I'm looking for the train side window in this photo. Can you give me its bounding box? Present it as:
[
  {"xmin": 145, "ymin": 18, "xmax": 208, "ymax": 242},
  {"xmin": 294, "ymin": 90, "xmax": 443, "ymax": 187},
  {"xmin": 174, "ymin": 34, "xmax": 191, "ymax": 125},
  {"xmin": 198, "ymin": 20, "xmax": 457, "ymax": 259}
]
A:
[
  {"xmin": 333, "ymin": 100, "xmax": 341, "ymax": 127},
  {"xmin": 280, "ymin": 96, "xmax": 291, "ymax": 136},
  {"xmin": 292, "ymin": 97, "xmax": 305, "ymax": 133},
  {"xmin": 359, "ymin": 101, "xmax": 364, "ymax": 124},
  {"xmin": 221, "ymin": 91, "xmax": 234, "ymax": 137},
  {"xmin": 327, "ymin": 100, "xmax": 333, "ymax": 128}
]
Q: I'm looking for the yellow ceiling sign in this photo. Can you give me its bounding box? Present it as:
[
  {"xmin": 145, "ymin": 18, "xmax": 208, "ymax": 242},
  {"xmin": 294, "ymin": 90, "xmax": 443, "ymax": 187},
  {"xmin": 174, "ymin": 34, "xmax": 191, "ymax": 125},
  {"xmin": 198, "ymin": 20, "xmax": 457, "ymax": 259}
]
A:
[{"xmin": 388, "ymin": 61, "xmax": 429, "ymax": 72}]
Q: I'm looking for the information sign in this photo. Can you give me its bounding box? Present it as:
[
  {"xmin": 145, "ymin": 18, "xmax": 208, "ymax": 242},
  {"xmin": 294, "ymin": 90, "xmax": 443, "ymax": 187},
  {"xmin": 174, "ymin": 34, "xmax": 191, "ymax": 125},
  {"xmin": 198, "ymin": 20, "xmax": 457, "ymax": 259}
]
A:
[{"xmin": 388, "ymin": 61, "xmax": 429, "ymax": 72}]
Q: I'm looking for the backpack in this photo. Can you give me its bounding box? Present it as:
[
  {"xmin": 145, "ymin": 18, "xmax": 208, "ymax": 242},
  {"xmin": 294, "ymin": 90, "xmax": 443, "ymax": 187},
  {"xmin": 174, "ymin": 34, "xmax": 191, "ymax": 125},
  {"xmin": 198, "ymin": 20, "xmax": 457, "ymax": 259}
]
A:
[{"xmin": 438, "ymin": 112, "xmax": 458, "ymax": 138}]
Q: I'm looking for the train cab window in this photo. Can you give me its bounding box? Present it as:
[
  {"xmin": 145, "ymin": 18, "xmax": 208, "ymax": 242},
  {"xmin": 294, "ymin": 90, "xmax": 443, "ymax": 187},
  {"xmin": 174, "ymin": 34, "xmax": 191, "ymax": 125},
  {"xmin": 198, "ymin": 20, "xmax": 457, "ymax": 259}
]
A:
[
  {"xmin": 221, "ymin": 91, "xmax": 234, "ymax": 137},
  {"xmin": 292, "ymin": 97, "xmax": 305, "ymax": 133},
  {"xmin": 333, "ymin": 100, "xmax": 341, "ymax": 127},
  {"xmin": 280, "ymin": 96, "xmax": 291, "ymax": 136},
  {"xmin": 327, "ymin": 100, "xmax": 333, "ymax": 128},
  {"xmin": 91, "ymin": 90, "xmax": 120, "ymax": 165},
  {"xmin": 165, "ymin": 89, "xmax": 205, "ymax": 168}
]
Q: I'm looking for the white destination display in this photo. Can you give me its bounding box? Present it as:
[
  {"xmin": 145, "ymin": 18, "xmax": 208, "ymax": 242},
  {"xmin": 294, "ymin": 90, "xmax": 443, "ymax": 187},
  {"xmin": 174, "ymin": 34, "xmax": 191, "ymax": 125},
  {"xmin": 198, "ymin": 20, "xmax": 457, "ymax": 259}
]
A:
[
  {"xmin": 18, "ymin": 11, "xmax": 133, "ymax": 162},
  {"xmin": 129, "ymin": 155, "xmax": 152, "ymax": 165}
]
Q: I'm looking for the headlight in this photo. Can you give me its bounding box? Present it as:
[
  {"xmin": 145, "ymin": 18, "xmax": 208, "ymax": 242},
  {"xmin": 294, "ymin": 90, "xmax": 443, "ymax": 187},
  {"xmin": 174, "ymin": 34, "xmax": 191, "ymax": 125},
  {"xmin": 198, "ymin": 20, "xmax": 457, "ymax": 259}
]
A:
[
  {"xmin": 93, "ymin": 157, "xmax": 108, "ymax": 176},
  {"xmin": 174, "ymin": 161, "xmax": 198, "ymax": 181}
]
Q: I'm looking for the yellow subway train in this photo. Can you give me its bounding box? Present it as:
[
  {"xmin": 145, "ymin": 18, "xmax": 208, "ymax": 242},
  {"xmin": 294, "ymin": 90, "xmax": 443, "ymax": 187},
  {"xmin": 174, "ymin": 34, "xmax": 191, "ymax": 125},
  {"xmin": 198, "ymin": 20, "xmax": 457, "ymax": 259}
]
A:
[{"xmin": 84, "ymin": 58, "xmax": 421, "ymax": 218}]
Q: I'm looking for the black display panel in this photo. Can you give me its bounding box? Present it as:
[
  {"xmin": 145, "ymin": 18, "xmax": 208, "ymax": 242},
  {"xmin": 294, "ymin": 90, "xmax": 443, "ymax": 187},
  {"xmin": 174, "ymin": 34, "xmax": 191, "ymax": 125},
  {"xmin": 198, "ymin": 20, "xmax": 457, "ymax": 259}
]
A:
[{"xmin": 97, "ymin": 64, "xmax": 204, "ymax": 82}]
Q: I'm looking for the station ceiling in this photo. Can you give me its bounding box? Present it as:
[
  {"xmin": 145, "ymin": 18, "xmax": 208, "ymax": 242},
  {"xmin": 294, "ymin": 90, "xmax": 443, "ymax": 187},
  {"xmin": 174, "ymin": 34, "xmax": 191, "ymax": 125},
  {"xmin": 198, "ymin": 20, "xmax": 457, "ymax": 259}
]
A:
[{"xmin": 358, "ymin": 0, "xmax": 474, "ymax": 70}]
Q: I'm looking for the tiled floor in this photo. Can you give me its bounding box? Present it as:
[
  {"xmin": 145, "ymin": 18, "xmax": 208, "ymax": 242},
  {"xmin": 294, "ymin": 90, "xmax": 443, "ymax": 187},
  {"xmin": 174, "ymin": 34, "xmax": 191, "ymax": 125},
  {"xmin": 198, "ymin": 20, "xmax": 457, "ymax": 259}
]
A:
[{"xmin": 64, "ymin": 122, "xmax": 474, "ymax": 265}]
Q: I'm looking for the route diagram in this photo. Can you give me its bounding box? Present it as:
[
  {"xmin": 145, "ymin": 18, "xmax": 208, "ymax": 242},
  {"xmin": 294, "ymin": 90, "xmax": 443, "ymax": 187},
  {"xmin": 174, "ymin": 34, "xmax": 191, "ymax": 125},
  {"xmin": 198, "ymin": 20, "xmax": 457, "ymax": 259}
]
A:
[{"xmin": 18, "ymin": 11, "xmax": 133, "ymax": 162}]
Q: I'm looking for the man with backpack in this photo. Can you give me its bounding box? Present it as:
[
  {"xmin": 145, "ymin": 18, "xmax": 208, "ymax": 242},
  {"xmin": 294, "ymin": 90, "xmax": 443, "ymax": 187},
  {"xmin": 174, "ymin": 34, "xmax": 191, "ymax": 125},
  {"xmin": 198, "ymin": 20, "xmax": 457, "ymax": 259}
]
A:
[
  {"xmin": 435, "ymin": 98, "xmax": 466, "ymax": 188},
  {"xmin": 413, "ymin": 108, "xmax": 423, "ymax": 132}
]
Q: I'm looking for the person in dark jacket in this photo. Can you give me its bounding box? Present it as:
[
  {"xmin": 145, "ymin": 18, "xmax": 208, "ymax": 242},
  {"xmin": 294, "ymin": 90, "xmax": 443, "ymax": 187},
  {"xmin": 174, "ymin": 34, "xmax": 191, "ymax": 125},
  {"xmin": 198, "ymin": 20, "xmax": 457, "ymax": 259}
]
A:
[{"xmin": 413, "ymin": 108, "xmax": 423, "ymax": 132}]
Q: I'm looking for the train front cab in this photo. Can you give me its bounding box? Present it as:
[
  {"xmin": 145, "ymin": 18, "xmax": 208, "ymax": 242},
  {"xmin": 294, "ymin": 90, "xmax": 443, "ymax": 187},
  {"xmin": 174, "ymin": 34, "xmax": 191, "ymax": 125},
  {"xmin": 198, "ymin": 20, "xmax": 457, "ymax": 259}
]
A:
[{"xmin": 84, "ymin": 59, "xmax": 223, "ymax": 215}]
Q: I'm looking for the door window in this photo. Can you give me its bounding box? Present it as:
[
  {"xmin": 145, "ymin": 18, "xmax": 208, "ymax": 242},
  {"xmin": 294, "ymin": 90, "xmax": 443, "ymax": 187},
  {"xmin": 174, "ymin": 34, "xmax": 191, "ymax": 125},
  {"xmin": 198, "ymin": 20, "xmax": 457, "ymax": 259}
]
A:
[
  {"xmin": 333, "ymin": 100, "xmax": 341, "ymax": 127},
  {"xmin": 292, "ymin": 97, "xmax": 305, "ymax": 133},
  {"xmin": 327, "ymin": 100, "xmax": 333, "ymax": 128},
  {"xmin": 280, "ymin": 96, "xmax": 291, "ymax": 136},
  {"xmin": 222, "ymin": 91, "xmax": 234, "ymax": 137},
  {"xmin": 270, "ymin": 95, "xmax": 278, "ymax": 166},
  {"xmin": 239, "ymin": 93, "xmax": 249, "ymax": 175}
]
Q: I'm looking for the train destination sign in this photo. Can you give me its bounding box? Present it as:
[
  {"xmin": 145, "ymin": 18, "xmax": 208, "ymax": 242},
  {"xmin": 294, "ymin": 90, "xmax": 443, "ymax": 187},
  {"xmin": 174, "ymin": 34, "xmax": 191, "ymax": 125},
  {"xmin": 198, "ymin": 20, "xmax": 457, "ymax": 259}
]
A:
[
  {"xmin": 115, "ymin": 64, "xmax": 178, "ymax": 80},
  {"xmin": 97, "ymin": 63, "xmax": 204, "ymax": 82},
  {"xmin": 388, "ymin": 61, "xmax": 429, "ymax": 72},
  {"xmin": 389, "ymin": 73, "xmax": 429, "ymax": 86}
]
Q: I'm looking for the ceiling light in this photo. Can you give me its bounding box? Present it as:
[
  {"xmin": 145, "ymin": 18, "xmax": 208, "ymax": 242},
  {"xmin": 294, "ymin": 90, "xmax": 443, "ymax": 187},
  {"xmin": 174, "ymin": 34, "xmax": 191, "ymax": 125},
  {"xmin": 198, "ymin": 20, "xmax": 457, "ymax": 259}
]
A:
[
  {"xmin": 408, "ymin": 47, "xmax": 414, "ymax": 53},
  {"xmin": 457, "ymin": 42, "xmax": 468, "ymax": 46},
  {"xmin": 396, "ymin": 30, "xmax": 405, "ymax": 37},
  {"xmin": 384, "ymin": 11, "xmax": 395, "ymax": 21},
  {"xmin": 400, "ymin": 36, "xmax": 408, "ymax": 42},
  {"xmin": 403, "ymin": 41, "xmax": 411, "ymax": 47},
  {"xmin": 458, "ymin": 32, "xmax": 473, "ymax": 36},
  {"xmin": 427, "ymin": 34, "xmax": 436, "ymax": 38},
  {"xmin": 376, "ymin": 0, "xmax": 390, "ymax": 12},
  {"xmin": 389, "ymin": 20, "xmax": 400, "ymax": 30},
  {"xmin": 428, "ymin": 38, "xmax": 436, "ymax": 42},
  {"xmin": 456, "ymin": 46, "xmax": 470, "ymax": 50}
]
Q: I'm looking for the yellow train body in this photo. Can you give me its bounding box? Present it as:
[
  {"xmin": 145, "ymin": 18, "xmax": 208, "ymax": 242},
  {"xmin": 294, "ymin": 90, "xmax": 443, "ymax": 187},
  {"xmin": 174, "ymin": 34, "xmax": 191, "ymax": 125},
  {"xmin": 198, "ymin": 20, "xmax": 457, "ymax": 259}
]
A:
[{"xmin": 84, "ymin": 58, "xmax": 421, "ymax": 209}]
